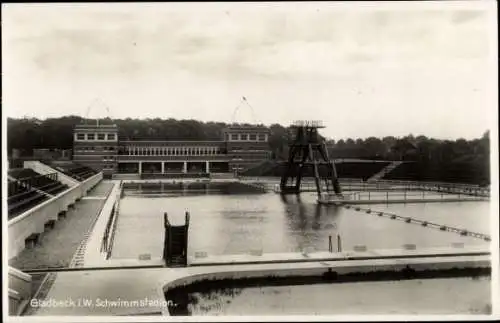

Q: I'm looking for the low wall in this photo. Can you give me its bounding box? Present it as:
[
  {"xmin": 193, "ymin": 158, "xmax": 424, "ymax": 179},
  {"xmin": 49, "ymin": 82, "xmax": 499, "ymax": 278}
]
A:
[
  {"xmin": 8, "ymin": 172, "xmax": 103, "ymax": 259},
  {"xmin": 9, "ymin": 289, "xmax": 22, "ymax": 316},
  {"xmin": 8, "ymin": 267, "xmax": 32, "ymax": 315},
  {"xmin": 8, "ymin": 267, "xmax": 32, "ymax": 300},
  {"xmin": 81, "ymin": 172, "xmax": 103, "ymax": 194},
  {"xmin": 112, "ymin": 173, "xmax": 140, "ymax": 180}
]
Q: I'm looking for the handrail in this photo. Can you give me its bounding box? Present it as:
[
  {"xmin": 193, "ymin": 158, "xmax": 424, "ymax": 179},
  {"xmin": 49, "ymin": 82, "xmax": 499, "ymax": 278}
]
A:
[
  {"xmin": 101, "ymin": 181, "xmax": 123, "ymax": 258},
  {"xmin": 320, "ymin": 190, "xmax": 487, "ymax": 203}
]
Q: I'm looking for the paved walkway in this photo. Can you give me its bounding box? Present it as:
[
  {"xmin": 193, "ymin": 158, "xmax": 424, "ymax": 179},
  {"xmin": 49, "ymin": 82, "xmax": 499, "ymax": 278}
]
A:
[
  {"xmin": 10, "ymin": 181, "xmax": 113, "ymax": 314},
  {"xmin": 84, "ymin": 181, "xmax": 120, "ymax": 267}
]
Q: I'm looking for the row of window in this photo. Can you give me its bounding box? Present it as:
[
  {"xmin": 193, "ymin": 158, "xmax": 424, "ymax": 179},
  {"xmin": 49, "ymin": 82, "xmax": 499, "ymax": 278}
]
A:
[
  {"xmin": 225, "ymin": 133, "xmax": 268, "ymax": 142},
  {"xmin": 75, "ymin": 133, "xmax": 116, "ymax": 141},
  {"xmin": 123, "ymin": 146, "xmax": 222, "ymax": 156}
]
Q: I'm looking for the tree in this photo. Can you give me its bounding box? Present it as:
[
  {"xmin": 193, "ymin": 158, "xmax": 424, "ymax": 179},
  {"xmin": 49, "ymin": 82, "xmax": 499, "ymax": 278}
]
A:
[{"xmin": 363, "ymin": 137, "xmax": 386, "ymax": 158}]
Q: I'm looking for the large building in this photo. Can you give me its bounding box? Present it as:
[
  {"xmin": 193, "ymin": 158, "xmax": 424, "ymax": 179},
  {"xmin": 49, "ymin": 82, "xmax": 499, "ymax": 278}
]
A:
[{"xmin": 73, "ymin": 123, "xmax": 271, "ymax": 178}]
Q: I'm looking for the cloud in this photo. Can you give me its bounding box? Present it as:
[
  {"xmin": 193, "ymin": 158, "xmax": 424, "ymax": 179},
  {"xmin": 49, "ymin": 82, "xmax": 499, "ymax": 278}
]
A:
[
  {"xmin": 2, "ymin": 3, "xmax": 495, "ymax": 140},
  {"xmin": 3, "ymin": 5, "xmax": 491, "ymax": 82},
  {"xmin": 450, "ymin": 10, "xmax": 486, "ymax": 24}
]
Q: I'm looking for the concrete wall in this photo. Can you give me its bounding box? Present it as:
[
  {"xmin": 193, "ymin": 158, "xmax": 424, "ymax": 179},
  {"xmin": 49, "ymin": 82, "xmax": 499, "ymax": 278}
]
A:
[
  {"xmin": 8, "ymin": 267, "xmax": 32, "ymax": 315},
  {"xmin": 9, "ymin": 289, "xmax": 22, "ymax": 315},
  {"xmin": 24, "ymin": 160, "xmax": 79, "ymax": 187},
  {"xmin": 8, "ymin": 267, "xmax": 32, "ymax": 300},
  {"xmin": 8, "ymin": 172, "xmax": 102, "ymax": 259}
]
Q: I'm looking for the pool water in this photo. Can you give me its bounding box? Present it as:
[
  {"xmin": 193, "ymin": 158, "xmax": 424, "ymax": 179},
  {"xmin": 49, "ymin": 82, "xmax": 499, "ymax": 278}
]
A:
[
  {"xmin": 111, "ymin": 185, "xmax": 490, "ymax": 259},
  {"xmin": 184, "ymin": 277, "xmax": 491, "ymax": 315}
]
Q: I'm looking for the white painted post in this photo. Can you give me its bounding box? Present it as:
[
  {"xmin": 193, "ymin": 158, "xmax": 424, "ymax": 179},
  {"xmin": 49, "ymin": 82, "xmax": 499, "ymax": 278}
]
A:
[
  {"xmin": 138, "ymin": 162, "xmax": 142, "ymax": 174},
  {"xmin": 161, "ymin": 162, "xmax": 165, "ymax": 174},
  {"xmin": 205, "ymin": 161, "xmax": 210, "ymax": 174},
  {"xmin": 183, "ymin": 161, "xmax": 187, "ymax": 174}
]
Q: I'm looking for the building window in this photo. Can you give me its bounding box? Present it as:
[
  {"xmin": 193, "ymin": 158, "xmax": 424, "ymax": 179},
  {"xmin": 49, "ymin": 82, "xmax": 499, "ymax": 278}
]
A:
[
  {"xmin": 76, "ymin": 133, "xmax": 85, "ymax": 140},
  {"xmin": 107, "ymin": 134, "xmax": 116, "ymax": 140},
  {"xmin": 241, "ymin": 134, "xmax": 248, "ymax": 141},
  {"xmin": 249, "ymin": 134, "xmax": 257, "ymax": 141},
  {"xmin": 87, "ymin": 134, "xmax": 95, "ymax": 140},
  {"xmin": 258, "ymin": 134, "xmax": 266, "ymax": 141},
  {"xmin": 230, "ymin": 134, "xmax": 238, "ymax": 141},
  {"xmin": 98, "ymin": 133, "xmax": 106, "ymax": 140}
]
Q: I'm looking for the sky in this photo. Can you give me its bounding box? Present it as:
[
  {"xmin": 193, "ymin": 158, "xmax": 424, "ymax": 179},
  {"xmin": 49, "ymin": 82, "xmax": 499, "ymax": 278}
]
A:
[{"xmin": 2, "ymin": 1, "xmax": 498, "ymax": 141}]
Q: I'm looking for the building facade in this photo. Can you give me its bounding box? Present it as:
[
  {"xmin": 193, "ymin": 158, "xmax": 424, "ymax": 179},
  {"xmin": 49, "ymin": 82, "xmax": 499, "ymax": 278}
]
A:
[{"xmin": 72, "ymin": 123, "xmax": 271, "ymax": 177}]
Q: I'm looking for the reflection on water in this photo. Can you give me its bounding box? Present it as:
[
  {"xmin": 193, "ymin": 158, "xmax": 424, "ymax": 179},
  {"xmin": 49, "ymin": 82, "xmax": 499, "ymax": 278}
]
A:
[
  {"xmin": 180, "ymin": 277, "xmax": 491, "ymax": 316},
  {"xmin": 111, "ymin": 183, "xmax": 490, "ymax": 259}
]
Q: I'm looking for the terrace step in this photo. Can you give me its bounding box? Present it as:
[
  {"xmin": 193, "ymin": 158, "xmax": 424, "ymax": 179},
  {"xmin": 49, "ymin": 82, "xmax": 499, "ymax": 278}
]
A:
[{"xmin": 367, "ymin": 161, "xmax": 403, "ymax": 183}]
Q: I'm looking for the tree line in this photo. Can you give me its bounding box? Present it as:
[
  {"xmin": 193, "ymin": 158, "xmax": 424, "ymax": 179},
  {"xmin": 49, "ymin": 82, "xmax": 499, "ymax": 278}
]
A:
[{"xmin": 7, "ymin": 116, "xmax": 490, "ymax": 167}]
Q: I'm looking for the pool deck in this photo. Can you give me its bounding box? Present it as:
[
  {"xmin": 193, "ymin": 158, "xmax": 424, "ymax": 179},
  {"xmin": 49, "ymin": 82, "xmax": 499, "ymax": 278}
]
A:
[
  {"xmin": 28, "ymin": 180, "xmax": 492, "ymax": 316},
  {"xmin": 83, "ymin": 181, "xmax": 121, "ymax": 267},
  {"xmin": 33, "ymin": 250, "xmax": 490, "ymax": 316}
]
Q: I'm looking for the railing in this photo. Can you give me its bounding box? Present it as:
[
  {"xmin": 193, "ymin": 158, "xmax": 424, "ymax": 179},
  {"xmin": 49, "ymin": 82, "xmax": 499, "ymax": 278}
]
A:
[
  {"xmin": 320, "ymin": 190, "xmax": 487, "ymax": 203},
  {"xmin": 270, "ymin": 178, "xmax": 489, "ymax": 196},
  {"xmin": 101, "ymin": 181, "xmax": 122, "ymax": 259},
  {"xmin": 9, "ymin": 172, "xmax": 60, "ymax": 192},
  {"xmin": 351, "ymin": 190, "xmax": 486, "ymax": 201},
  {"xmin": 375, "ymin": 180, "xmax": 490, "ymax": 197},
  {"xmin": 140, "ymin": 173, "xmax": 210, "ymax": 179}
]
